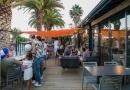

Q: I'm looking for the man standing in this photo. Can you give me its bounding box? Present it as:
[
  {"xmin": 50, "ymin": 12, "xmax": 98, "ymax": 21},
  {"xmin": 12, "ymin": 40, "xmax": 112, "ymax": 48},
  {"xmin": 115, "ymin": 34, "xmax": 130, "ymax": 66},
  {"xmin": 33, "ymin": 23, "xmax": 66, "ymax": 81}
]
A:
[
  {"xmin": 29, "ymin": 34, "xmax": 43, "ymax": 87},
  {"xmin": 54, "ymin": 38, "xmax": 59, "ymax": 58}
]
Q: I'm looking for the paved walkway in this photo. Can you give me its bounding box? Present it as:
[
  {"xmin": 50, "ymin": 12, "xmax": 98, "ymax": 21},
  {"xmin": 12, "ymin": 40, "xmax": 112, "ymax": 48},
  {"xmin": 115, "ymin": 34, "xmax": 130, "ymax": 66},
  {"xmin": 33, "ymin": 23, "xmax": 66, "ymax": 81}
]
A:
[{"xmin": 2, "ymin": 58, "xmax": 92, "ymax": 90}]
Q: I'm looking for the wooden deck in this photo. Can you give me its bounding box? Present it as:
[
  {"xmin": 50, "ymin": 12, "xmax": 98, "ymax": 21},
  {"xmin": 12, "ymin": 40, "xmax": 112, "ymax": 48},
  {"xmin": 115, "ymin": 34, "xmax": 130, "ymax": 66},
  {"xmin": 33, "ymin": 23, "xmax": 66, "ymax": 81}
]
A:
[{"xmin": 1, "ymin": 58, "xmax": 93, "ymax": 90}]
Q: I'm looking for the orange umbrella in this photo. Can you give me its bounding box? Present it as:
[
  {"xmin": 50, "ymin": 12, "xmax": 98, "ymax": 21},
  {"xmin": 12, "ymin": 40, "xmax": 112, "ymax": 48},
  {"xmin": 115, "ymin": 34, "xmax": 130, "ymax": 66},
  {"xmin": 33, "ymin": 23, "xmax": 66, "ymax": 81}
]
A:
[{"xmin": 22, "ymin": 28, "xmax": 81, "ymax": 37}]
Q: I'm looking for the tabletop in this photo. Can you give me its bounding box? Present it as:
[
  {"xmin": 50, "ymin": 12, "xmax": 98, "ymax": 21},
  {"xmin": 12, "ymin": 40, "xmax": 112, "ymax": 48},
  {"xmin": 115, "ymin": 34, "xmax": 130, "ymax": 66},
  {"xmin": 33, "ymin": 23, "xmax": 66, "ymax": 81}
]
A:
[
  {"xmin": 14, "ymin": 55, "xmax": 25, "ymax": 61},
  {"xmin": 85, "ymin": 66, "xmax": 130, "ymax": 76}
]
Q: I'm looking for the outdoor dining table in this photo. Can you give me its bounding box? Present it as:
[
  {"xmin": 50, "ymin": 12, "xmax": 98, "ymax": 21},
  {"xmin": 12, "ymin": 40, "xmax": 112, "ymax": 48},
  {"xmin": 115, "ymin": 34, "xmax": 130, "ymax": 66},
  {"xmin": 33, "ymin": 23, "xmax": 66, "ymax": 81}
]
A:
[
  {"xmin": 14, "ymin": 55, "xmax": 25, "ymax": 61},
  {"xmin": 85, "ymin": 66, "xmax": 130, "ymax": 84}
]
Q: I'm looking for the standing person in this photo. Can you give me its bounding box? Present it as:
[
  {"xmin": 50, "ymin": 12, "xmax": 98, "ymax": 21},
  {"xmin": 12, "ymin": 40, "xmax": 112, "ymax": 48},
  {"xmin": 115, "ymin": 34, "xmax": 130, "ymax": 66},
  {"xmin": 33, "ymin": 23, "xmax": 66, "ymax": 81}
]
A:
[
  {"xmin": 8, "ymin": 45, "xmax": 16, "ymax": 57},
  {"xmin": 22, "ymin": 51, "xmax": 33, "ymax": 90},
  {"xmin": 42, "ymin": 39, "xmax": 47, "ymax": 70},
  {"xmin": 29, "ymin": 34, "xmax": 36, "ymax": 84},
  {"xmin": 54, "ymin": 38, "xmax": 59, "ymax": 58},
  {"xmin": 29, "ymin": 35, "xmax": 43, "ymax": 87},
  {"xmin": 35, "ymin": 36, "xmax": 43, "ymax": 86}
]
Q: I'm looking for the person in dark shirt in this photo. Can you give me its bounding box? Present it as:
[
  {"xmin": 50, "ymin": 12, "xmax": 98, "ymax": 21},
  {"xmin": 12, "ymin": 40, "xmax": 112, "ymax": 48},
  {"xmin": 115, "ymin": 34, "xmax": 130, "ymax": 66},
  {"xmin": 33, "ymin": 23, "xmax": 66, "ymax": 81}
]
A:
[
  {"xmin": 57, "ymin": 45, "xmax": 64, "ymax": 58},
  {"xmin": 56, "ymin": 45, "xmax": 64, "ymax": 65},
  {"xmin": 71, "ymin": 46, "xmax": 77, "ymax": 56}
]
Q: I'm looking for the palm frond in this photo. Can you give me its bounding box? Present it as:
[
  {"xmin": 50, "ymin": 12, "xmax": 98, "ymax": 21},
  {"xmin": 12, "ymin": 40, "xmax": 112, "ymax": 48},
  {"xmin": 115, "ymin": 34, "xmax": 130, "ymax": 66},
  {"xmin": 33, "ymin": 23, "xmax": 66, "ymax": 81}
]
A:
[
  {"xmin": 69, "ymin": 4, "xmax": 83, "ymax": 26},
  {"xmin": 10, "ymin": 28, "xmax": 22, "ymax": 39}
]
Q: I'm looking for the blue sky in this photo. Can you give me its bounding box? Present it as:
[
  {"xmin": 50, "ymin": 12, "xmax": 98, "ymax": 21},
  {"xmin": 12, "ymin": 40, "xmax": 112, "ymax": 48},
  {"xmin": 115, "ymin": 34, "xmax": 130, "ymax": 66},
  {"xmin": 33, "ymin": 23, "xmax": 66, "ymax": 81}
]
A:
[{"xmin": 11, "ymin": 0, "xmax": 101, "ymax": 37}]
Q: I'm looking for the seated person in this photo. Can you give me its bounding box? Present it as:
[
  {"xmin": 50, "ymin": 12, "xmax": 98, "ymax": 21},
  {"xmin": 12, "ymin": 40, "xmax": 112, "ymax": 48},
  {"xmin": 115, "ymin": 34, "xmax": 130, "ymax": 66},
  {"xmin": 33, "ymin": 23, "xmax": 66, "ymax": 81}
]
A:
[
  {"xmin": 0, "ymin": 47, "xmax": 23, "ymax": 79},
  {"xmin": 71, "ymin": 46, "xmax": 77, "ymax": 56},
  {"xmin": 85, "ymin": 46, "xmax": 91, "ymax": 56},
  {"xmin": 8, "ymin": 45, "xmax": 16, "ymax": 57},
  {"xmin": 57, "ymin": 45, "xmax": 64, "ymax": 58},
  {"xmin": 84, "ymin": 48, "xmax": 90, "ymax": 58},
  {"xmin": 64, "ymin": 46, "xmax": 71, "ymax": 56},
  {"xmin": 79, "ymin": 48, "xmax": 90, "ymax": 62},
  {"xmin": 77, "ymin": 48, "xmax": 81, "ymax": 56}
]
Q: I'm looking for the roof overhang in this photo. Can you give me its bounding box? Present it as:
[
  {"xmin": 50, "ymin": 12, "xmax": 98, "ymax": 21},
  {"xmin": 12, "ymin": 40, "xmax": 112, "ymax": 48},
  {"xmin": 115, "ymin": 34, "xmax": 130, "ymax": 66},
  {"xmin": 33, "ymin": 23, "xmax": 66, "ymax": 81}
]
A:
[{"xmin": 79, "ymin": 0, "xmax": 125, "ymax": 28}]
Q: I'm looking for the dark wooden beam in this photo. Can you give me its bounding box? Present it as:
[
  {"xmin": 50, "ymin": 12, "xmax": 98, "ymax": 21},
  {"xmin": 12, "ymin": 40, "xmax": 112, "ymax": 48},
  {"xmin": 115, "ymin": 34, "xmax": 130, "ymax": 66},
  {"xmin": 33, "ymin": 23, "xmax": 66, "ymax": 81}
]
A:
[{"xmin": 92, "ymin": 0, "xmax": 130, "ymax": 25}]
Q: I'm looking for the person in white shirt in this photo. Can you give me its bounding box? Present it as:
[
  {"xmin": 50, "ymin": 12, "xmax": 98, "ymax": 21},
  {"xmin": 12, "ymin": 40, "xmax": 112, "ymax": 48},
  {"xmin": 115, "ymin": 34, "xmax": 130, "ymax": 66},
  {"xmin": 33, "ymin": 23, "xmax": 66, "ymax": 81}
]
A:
[
  {"xmin": 54, "ymin": 38, "xmax": 60, "ymax": 58},
  {"xmin": 22, "ymin": 51, "xmax": 33, "ymax": 90}
]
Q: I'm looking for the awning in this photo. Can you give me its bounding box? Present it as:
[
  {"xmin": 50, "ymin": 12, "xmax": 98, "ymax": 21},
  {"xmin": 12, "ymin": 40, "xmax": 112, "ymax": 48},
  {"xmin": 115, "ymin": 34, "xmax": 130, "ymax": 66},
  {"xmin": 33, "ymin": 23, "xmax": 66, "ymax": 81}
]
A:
[
  {"xmin": 100, "ymin": 29, "xmax": 125, "ymax": 38},
  {"xmin": 22, "ymin": 28, "xmax": 81, "ymax": 37}
]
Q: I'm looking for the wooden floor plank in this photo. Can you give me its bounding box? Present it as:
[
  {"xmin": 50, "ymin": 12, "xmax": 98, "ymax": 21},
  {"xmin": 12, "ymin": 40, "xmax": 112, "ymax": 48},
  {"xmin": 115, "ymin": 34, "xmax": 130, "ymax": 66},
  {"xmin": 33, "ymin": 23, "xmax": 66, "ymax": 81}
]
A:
[{"xmin": 1, "ymin": 58, "xmax": 92, "ymax": 90}]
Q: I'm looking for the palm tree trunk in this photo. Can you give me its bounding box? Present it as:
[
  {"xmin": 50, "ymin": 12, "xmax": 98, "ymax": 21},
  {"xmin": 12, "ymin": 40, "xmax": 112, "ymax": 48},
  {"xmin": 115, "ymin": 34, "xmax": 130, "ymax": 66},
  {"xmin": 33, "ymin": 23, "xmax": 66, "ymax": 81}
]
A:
[
  {"xmin": 36, "ymin": 10, "xmax": 43, "ymax": 31},
  {"xmin": 47, "ymin": 23, "xmax": 51, "ymax": 31},
  {"xmin": 44, "ymin": 23, "xmax": 48, "ymax": 31},
  {"xmin": 0, "ymin": 5, "xmax": 12, "ymax": 49},
  {"xmin": 44, "ymin": 23, "xmax": 51, "ymax": 31}
]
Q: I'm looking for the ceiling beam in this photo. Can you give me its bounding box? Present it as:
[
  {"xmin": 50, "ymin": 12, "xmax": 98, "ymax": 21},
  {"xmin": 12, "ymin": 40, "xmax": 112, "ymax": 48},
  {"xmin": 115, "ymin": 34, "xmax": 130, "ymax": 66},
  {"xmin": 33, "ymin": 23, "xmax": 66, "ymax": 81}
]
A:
[{"xmin": 92, "ymin": 0, "xmax": 130, "ymax": 25}]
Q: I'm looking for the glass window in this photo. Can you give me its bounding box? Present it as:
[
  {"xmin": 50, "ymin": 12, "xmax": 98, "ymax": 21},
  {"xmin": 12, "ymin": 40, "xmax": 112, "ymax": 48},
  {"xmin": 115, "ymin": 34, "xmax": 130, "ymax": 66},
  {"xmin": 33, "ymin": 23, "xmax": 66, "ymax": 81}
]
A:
[
  {"xmin": 109, "ymin": 12, "xmax": 125, "ymax": 65},
  {"xmin": 100, "ymin": 12, "xmax": 125, "ymax": 62},
  {"xmin": 92, "ymin": 26, "xmax": 98, "ymax": 52},
  {"xmin": 100, "ymin": 22, "xmax": 109, "ymax": 54},
  {"xmin": 110, "ymin": 13, "xmax": 125, "ymax": 50},
  {"xmin": 127, "ymin": 10, "xmax": 130, "ymax": 31},
  {"xmin": 126, "ymin": 9, "xmax": 130, "ymax": 66}
]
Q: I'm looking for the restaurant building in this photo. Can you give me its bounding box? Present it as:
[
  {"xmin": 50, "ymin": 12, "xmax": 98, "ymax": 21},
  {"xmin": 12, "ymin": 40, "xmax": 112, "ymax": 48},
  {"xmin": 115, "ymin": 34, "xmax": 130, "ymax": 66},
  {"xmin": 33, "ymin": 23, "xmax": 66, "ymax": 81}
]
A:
[{"xmin": 79, "ymin": 0, "xmax": 130, "ymax": 66}]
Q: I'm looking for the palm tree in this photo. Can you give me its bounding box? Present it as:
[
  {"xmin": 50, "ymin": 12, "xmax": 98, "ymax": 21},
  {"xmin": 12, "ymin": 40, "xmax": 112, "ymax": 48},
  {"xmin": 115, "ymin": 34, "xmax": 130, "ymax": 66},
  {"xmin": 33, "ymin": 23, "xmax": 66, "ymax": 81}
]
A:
[
  {"xmin": 28, "ymin": 12, "xmax": 37, "ymax": 29},
  {"xmin": 0, "ymin": 0, "xmax": 24, "ymax": 49},
  {"xmin": 22, "ymin": 0, "xmax": 64, "ymax": 31},
  {"xmin": 10, "ymin": 28, "xmax": 22, "ymax": 43},
  {"xmin": 16, "ymin": 36, "xmax": 29, "ymax": 43},
  {"xmin": 43, "ymin": 9, "xmax": 65, "ymax": 30},
  {"xmin": 69, "ymin": 4, "xmax": 83, "ymax": 27},
  {"xmin": 28, "ymin": 9, "xmax": 65, "ymax": 30},
  {"xmin": 69, "ymin": 4, "xmax": 83, "ymax": 47}
]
